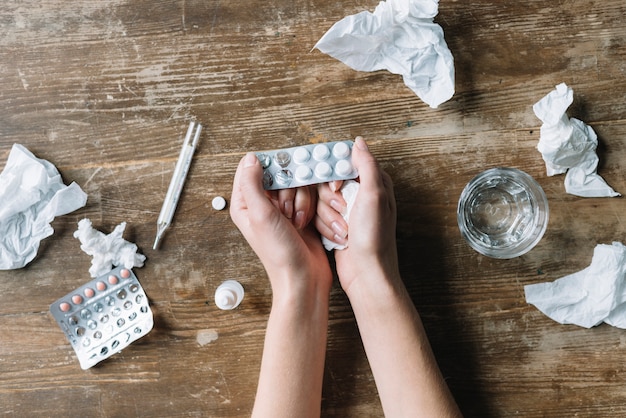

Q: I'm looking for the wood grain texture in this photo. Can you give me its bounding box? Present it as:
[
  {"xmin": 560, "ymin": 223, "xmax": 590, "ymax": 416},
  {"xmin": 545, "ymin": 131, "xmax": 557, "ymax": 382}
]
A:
[{"xmin": 1, "ymin": 0, "xmax": 626, "ymax": 416}]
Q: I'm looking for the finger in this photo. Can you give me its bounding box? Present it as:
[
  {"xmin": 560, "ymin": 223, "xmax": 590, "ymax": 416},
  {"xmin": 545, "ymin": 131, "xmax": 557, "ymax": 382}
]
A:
[
  {"xmin": 381, "ymin": 170, "xmax": 397, "ymax": 213},
  {"xmin": 233, "ymin": 152, "xmax": 269, "ymax": 209},
  {"xmin": 329, "ymin": 179, "xmax": 343, "ymax": 193},
  {"xmin": 314, "ymin": 213, "xmax": 348, "ymax": 246},
  {"xmin": 293, "ymin": 186, "xmax": 316, "ymax": 230},
  {"xmin": 277, "ymin": 187, "xmax": 296, "ymax": 219},
  {"xmin": 351, "ymin": 136, "xmax": 384, "ymax": 192},
  {"xmin": 315, "ymin": 198, "xmax": 348, "ymax": 243},
  {"xmin": 265, "ymin": 190, "xmax": 281, "ymax": 211},
  {"xmin": 318, "ymin": 182, "xmax": 347, "ymax": 215}
]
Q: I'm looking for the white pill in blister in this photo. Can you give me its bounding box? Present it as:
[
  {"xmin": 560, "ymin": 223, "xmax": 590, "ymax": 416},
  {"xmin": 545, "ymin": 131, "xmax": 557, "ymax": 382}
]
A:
[
  {"xmin": 312, "ymin": 144, "xmax": 330, "ymax": 161},
  {"xmin": 293, "ymin": 147, "xmax": 310, "ymax": 164},
  {"xmin": 335, "ymin": 159, "xmax": 354, "ymax": 177},
  {"xmin": 315, "ymin": 162, "xmax": 332, "ymax": 179},
  {"xmin": 332, "ymin": 141, "xmax": 350, "ymax": 159},
  {"xmin": 295, "ymin": 165, "xmax": 313, "ymax": 182}
]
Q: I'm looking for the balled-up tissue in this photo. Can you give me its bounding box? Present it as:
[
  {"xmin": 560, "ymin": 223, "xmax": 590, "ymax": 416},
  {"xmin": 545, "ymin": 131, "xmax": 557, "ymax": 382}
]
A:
[
  {"xmin": 322, "ymin": 180, "xmax": 360, "ymax": 251},
  {"xmin": 74, "ymin": 218, "xmax": 146, "ymax": 278},
  {"xmin": 0, "ymin": 144, "xmax": 88, "ymax": 270},
  {"xmin": 533, "ymin": 83, "xmax": 620, "ymax": 197},
  {"xmin": 314, "ymin": 0, "xmax": 454, "ymax": 109},
  {"xmin": 525, "ymin": 242, "xmax": 626, "ymax": 329}
]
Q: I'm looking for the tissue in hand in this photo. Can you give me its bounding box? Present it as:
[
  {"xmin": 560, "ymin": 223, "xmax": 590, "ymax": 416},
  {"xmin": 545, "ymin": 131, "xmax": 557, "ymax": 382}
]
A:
[
  {"xmin": 0, "ymin": 144, "xmax": 87, "ymax": 270},
  {"xmin": 525, "ymin": 242, "xmax": 626, "ymax": 329},
  {"xmin": 533, "ymin": 83, "xmax": 619, "ymax": 197},
  {"xmin": 314, "ymin": 0, "xmax": 454, "ymax": 108}
]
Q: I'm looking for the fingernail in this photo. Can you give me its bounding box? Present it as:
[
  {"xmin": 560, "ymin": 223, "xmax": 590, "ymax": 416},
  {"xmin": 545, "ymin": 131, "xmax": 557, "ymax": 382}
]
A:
[
  {"xmin": 333, "ymin": 234, "xmax": 348, "ymax": 245},
  {"xmin": 331, "ymin": 221, "xmax": 348, "ymax": 239},
  {"xmin": 329, "ymin": 182, "xmax": 337, "ymax": 193},
  {"xmin": 244, "ymin": 152, "xmax": 257, "ymax": 167},
  {"xmin": 294, "ymin": 210, "xmax": 306, "ymax": 229},
  {"xmin": 330, "ymin": 199, "xmax": 347, "ymax": 215},
  {"xmin": 355, "ymin": 136, "xmax": 368, "ymax": 150},
  {"xmin": 284, "ymin": 200, "xmax": 294, "ymax": 219}
]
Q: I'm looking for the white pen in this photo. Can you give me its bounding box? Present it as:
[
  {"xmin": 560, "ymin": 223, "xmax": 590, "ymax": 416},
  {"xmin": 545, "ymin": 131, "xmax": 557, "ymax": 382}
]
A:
[{"xmin": 153, "ymin": 121, "xmax": 202, "ymax": 250}]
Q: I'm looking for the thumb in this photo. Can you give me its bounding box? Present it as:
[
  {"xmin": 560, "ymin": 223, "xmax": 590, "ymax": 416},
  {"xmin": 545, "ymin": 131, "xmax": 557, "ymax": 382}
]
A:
[
  {"xmin": 231, "ymin": 152, "xmax": 270, "ymax": 214},
  {"xmin": 352, "ymin": 136, "xmax": 383, "ymax": 190}
]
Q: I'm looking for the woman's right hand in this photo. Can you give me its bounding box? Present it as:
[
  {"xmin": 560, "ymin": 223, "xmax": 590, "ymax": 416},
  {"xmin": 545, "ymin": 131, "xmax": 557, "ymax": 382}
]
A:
[{"xmin": 315, "ymin": 137, "xmax": 400, "ymax": 292}]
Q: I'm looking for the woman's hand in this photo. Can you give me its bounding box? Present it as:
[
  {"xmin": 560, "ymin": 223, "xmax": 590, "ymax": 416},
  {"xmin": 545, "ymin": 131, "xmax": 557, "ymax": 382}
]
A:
[
  {"xmin": 230, "ymin": 152, "xmax": 332, "ymax": 298},
  {"xmin": 315, "ymin": 137, "xmax": 400, "ymax": 292},
  {"xmin": 231, "ymin": 152, "xmax": 333, "ymax": 418}
]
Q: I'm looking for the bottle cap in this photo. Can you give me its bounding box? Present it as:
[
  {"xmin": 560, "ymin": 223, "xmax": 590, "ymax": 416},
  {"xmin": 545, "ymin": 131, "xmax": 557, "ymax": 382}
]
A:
[{"xmin": 214, "ymin": 280, "xmax": 244, "ymax": 310}]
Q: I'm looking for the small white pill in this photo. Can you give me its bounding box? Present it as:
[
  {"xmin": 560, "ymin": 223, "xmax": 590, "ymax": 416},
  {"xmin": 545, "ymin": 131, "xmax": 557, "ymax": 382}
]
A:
[
  {"xmin": 332, "ymin": 141, "xmax": 350, "ymax": 159},
  {"xmin": 212, "ymin": 196, "xmax": 227, "ymax": 210},
  {"xmin": 315, "ymin": 162, "xmax": 333, "ymax": 179},
  {"xmin": 312, "ymin": 144, "xmax": 330, "ymax": 161},
  {"xmin": 335, "ymin": 159, "xmax": 354, "ymax": 177},
  {"xmin": 293, "ymin": 147, "xmax": 310, "ymax": 164},
  {"xmin": 295, "ymin": 165, "xmax": 313, "ymax": 182}
]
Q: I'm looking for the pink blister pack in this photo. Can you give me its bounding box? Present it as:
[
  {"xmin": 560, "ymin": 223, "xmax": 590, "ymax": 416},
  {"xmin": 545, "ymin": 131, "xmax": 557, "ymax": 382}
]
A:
[{"xmin": 49, "ymin": 266, "xmax": 153, "ymax": 369}]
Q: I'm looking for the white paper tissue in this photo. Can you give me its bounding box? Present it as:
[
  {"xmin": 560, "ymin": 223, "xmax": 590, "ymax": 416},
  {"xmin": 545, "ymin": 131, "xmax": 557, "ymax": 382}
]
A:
[
  {"xmin": 0, "ymin": 144, "xmax": 87, "ymax": 270},
  {"xmin": 74, "ymin": 218, "xmax": 146, "ymax": 277},
  {"xmin": 525, "ymin": 242, "xmax": 626, "ymax": 329},
  {"xmin": 322, "ymin": 180, "xmax": 360, "ymax": 251},
  {"xmin": 533, "ymin": 83, "xmax": 619, "ymax": 197},
  {"xmin": 314, "ymin": 0, "xmax": 454, "ymax": 108}
]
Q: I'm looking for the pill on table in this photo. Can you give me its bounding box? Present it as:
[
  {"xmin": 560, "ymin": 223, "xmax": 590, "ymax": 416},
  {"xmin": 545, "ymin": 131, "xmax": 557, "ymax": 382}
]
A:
[{"xmin": 212, "ymin": 196, "xmax": 227, "ymax": 211}]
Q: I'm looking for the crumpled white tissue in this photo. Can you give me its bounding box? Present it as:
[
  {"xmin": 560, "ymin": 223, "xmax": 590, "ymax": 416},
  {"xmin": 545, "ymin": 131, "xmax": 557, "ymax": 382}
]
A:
[
  {"xmin": 525, "ymin": 242, "xmax": 626, "ymax": 329},
  {"xmin": 322, "ymin": 180, "xmax": 360, "ymax": 251},
  {"xmin": 74, "ymin": 218, "xmax": 146, "ymax": 277},
  {"xmin": 533, "ymin": 83, "xmax": 619, "ymax": 197},
  {"xmin": 0, "ymin": 144, "xmax": 87, "ymax": 270},
  {"xmin": 314, "ymin": 0, "xmax": 454, "ymax": 108}
]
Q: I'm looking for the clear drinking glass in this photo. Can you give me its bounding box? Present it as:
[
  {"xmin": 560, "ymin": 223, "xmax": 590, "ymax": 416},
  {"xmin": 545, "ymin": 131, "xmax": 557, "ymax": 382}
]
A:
[{"xmin": 457, "ymin": 167, "xmax": 549, "ymax": 259}]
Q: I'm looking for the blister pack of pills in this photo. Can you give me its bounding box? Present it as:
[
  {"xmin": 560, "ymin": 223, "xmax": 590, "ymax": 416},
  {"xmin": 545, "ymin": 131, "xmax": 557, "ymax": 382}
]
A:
[
  {"xmin": 257, "ymin": 140, "xmax": 359, "ymax": 190},
  {"xmin": 49, "ymin": 266, "xmax": 154, "ymax": 369}
]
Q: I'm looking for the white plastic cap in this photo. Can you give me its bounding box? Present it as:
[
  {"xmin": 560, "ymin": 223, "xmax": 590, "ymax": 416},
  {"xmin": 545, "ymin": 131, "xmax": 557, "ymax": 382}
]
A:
[{"xmin": 214, "ymin": 280, "xmax": 244, "ymax": 310}]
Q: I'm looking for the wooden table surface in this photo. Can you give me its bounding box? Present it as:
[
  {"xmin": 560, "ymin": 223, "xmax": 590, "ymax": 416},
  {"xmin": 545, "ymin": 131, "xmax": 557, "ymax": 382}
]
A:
[{"xmin": 1, "ymin": 1, "xmax": 625, "ymax": 417}]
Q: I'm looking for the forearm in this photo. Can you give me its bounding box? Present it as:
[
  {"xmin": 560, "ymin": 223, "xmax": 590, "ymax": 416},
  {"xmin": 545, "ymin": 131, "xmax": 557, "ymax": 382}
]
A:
[
  {"xmin": 252, "ymin": 280, "xmax": 330, "ymax": 418},
  {"xmin": 346, "ymin": 271, "xmax": 461, "ymax": 418}
]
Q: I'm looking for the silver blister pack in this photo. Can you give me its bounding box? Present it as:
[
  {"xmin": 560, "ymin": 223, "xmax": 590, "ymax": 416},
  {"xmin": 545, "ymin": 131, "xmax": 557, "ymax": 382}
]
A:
[
  {"xmin": 257, "ymin": 140, "xmax": 359, "ymax": 190},
  {"xmin": 49, "ymin": 266, "xmax": 154, "ymax": 369}
]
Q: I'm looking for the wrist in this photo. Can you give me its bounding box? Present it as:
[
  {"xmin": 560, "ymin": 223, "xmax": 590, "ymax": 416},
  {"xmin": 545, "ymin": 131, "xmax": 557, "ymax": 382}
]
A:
[
  {"xmin": 268, "ymin": 268, "xmax": 332, "ymax": 313},
  {"xmin": 343, "ymin": 265, "xmax": 407, "ymax": 311}
]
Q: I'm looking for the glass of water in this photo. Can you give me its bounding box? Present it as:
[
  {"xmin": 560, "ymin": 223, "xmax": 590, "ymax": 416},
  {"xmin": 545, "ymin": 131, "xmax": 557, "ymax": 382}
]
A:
[{"xmin": 457, "ymin": 167, "xmax": 549, "ymax": 259}]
